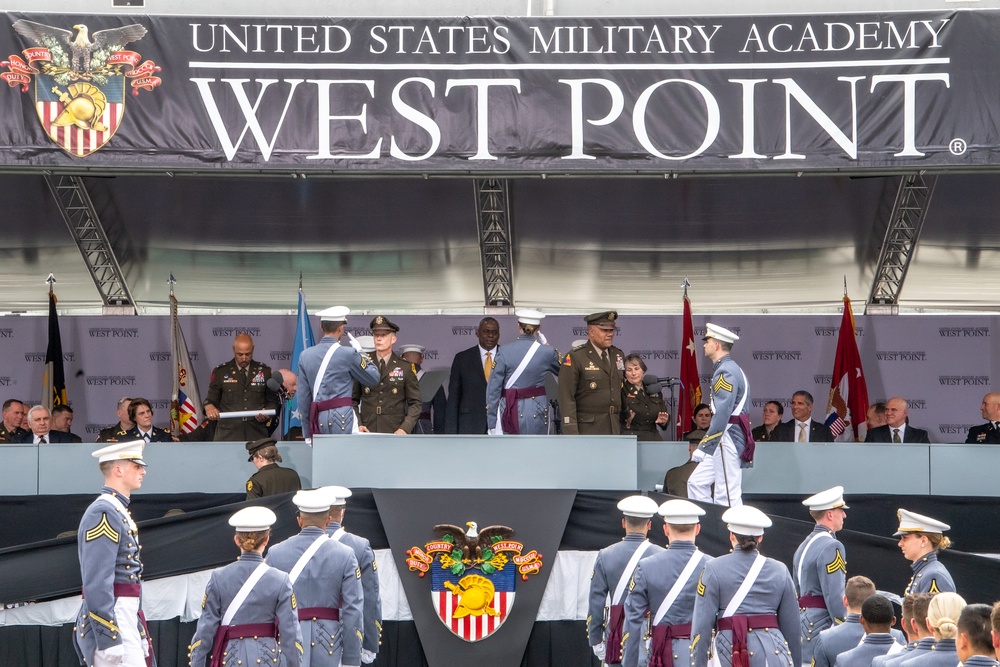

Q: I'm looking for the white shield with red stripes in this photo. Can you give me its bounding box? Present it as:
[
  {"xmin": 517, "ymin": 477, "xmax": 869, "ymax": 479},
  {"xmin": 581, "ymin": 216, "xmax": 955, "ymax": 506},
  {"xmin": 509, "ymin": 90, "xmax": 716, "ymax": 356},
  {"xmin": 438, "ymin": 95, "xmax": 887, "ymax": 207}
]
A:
[
  {"xmin": 433, "ymin": 585, "xmax": 514, "ymax": 642},
  {"xmin": 34, "ymin": 73, "xmax": 125, "ymax": 158}
]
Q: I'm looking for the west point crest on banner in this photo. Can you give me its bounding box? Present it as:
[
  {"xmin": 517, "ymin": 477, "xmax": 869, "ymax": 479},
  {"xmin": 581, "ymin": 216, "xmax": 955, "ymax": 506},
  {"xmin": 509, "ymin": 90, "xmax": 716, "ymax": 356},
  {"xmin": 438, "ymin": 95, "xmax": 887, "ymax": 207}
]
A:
[
  {"xmin": 2, "ymin": 18, "xmax": 162, "ymax": 157},
  {"xmin": 406, "ymin": 520, "xmax": 543, "ymax": 642}
]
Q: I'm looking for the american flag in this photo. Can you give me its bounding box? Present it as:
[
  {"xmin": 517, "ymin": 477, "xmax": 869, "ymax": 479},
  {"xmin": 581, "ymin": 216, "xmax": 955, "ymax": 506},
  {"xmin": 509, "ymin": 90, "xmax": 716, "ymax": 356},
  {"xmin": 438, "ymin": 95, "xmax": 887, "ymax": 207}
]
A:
[{"xmin": 170, "ymin": 293, "xmax": 204, "ymax": 435}]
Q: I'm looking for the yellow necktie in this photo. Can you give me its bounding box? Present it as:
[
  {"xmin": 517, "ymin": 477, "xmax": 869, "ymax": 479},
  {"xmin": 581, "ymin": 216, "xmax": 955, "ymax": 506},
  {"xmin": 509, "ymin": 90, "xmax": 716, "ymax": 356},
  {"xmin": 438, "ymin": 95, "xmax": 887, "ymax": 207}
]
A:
[
  {"xmin": 798, "ymin": 423, "xmax": 806, "ymax": 442},
  {"xmin": 484, "ymin": 352, "xmax": 492, "ymax": 380}
]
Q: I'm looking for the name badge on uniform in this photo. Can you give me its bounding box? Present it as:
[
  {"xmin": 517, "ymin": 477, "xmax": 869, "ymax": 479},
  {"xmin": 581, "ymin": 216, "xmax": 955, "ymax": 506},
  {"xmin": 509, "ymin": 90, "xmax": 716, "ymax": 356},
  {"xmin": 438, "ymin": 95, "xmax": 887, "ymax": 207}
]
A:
[{"xmin": 615, "ymin": 354, "xmax": 625, "ymax": 371}]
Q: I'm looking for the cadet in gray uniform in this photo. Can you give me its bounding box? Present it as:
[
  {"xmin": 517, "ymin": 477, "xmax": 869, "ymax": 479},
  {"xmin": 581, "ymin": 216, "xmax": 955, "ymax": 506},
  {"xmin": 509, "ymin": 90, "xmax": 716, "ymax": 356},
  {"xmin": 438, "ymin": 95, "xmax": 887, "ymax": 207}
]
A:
[
  {"xmin": 895, "ymin": 510, "xmax": 956, "ymax": 595},
  {"xmin": 266, "ymin": 489, "xmax": 364, "ymax": 667},
  {"xmin": 873, "ymin": 593, "xmax": 934, "ymax": 667},
  {"xmin": 297, "ymin": 306, "xmax": 380, "ymax": 437},
  {"xmin": 688, "ymin": 324, "xmax": 753, "ymax": 507},
  {"xmin": 486, "ymin": 308, "xmax": 561, "ymax": 435},
  {"xmin": 691, "ymin": 505, "xmax": 801, "ymax": 667},
  {"xmin": 355, "ymin": 316, "xmax": 422, "ymax": 434},
  {"xmin": 813, "ymin": 577, "xmax": 906, "ymax": 667},
  {"xmin": 792, "ymin": 487, "xmax": 849, "ymax": 664},
  {"xmin": 954, "ymin": 604, "xmax": 998, "ymax": 667},
  {"xmin": 622, "ymin": 499, "xmax": 712, "ymax": 667},
  {"xmin": 836, "ymin": 595, "xmax": 905, "ymax": 667},
  {"xmin": 322, "ymin": 485, "xmax": 382, "ymax": 665},
  {"xmin": 588, "ymin": 495, "xmax": 665, "ymax": 665},
  {"xmin": 73, "ymin": 441, "xmax": 154, "ymax": 667},
  {"xmin": 188, "ymin": 507, "xmax": 302, "ymax": 667}
]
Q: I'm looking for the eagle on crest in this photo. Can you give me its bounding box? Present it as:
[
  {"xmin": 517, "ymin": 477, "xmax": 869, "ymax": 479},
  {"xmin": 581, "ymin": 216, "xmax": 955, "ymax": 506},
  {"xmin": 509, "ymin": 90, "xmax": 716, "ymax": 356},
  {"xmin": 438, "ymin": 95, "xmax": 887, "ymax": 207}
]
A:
[
  {"xmin": 13, "ymin": 20, "xmax": 147, "ymax": 74},
  {"xmin": 433, "ymin": 521, "xmax": 514, "ymax": 561}
]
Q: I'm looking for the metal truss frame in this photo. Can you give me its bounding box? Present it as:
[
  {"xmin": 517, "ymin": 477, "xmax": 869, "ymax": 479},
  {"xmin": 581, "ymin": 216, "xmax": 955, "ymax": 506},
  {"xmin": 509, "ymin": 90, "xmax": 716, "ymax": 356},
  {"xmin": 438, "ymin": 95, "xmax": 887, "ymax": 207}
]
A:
[{"xmin": 474, "ymin": 178, "xmax": 514, "ymax": 307}]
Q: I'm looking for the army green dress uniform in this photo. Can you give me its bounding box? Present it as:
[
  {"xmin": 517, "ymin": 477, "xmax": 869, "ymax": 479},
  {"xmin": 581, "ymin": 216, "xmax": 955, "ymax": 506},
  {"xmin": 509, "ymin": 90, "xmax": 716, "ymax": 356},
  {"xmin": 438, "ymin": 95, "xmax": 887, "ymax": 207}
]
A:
[
  {"xmin": 354, "ymin": 317, "xmax": 421, "ymax": 434},
  {"xmin": 0, "ymin": 423, "xmax": 28, "ymax": 443},
  {"xmin": 622, "ymin": 382, "xmax": 669, "ymax": 441},
  {"xmin": 204, "ymin": 358, "xmax": 280, "ymax": 442},
  {"xmin": 245, "ymin": 438, "xmax": 302, "ymax": 500},
  {"xmin": 558, "ymin": 312, "xmax": 625, "ymax": 436}
]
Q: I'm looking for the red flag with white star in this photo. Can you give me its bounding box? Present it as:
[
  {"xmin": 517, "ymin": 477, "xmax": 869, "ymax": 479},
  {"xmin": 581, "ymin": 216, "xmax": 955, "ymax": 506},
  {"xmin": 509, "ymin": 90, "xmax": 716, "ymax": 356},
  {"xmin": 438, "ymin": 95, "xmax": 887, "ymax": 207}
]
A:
[
  {"xmin": 825, "ymin": 296, "xmax": 870, "ymax": 441},
  {"xmin": 678, "ymin": 294, "xmax": 702, "ymax": 440}
]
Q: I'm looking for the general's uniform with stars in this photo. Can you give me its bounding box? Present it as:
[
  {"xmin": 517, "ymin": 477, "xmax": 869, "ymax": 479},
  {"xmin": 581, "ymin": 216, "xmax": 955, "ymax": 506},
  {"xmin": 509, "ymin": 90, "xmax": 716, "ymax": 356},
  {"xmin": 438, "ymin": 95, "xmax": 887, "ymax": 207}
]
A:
[
  {"xmin": 791, "ymin": 487, "xmax": 848, "ymax": 665},
  {"xmin": 895, "ymin": 509, "xmax": 956, "ymax": 595},
  {"xmin": 72, "ymin": 442, "xmax": 154, "ymax": 667},
  {"xmin": 558, "ymin": 311, "xmax": 626, "ymax": 436},
  {"xmin": 188, "ymin": 507, "xmax": 302, "ymax": 667},
  {"xmin": 354, "ymin": 316, "xmax": 421, "ymax": 433},
  {"xmin": 266, "ymin": 489, "xmax": 364, "ymax": 667}
]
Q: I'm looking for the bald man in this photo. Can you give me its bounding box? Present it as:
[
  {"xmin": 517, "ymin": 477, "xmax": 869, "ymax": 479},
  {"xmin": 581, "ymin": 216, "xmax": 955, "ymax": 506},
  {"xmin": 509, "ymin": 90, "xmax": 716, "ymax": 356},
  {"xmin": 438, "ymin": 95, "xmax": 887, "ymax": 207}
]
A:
[
  {"xmin": 204, "ymin": 333, "xmax": 279, "ymax": 441},
  {"xmin": 966, "ymin": 392, "xmax": 1000, "ymax": 444},
  {"xmin": 864, "ymin": 397, "xmax": 930, "ymax": 444}
]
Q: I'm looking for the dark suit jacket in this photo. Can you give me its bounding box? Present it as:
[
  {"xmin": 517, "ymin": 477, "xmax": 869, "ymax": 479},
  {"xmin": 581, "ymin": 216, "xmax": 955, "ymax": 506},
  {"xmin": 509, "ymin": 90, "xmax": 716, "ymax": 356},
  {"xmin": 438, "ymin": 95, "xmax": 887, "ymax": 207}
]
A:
[
  {"xmin": 445, "ymin": 345, "xmax": 491, "ymax": 434},
  {"xmin": 13, "ymin": 430, "xmax": 75, "ymax": 444},
  {"xmin": 865, "ymin": 424, "xmax": 931, "ymax": 443},
  {"xmin": 774, "ymin": 418, "xmax": 833, "ymax": 442},
  {"xmin": 966, "ymin": 422, "xmax": 1000, "ymax": 444}
]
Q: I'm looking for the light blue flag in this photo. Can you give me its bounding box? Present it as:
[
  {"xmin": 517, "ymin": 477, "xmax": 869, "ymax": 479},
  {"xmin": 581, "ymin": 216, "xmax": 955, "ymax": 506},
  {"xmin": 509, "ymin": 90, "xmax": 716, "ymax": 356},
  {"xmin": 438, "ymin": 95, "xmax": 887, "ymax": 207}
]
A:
[{"xmin": 285, "ymin": 287, "xmax": 316, "ymax": 433}]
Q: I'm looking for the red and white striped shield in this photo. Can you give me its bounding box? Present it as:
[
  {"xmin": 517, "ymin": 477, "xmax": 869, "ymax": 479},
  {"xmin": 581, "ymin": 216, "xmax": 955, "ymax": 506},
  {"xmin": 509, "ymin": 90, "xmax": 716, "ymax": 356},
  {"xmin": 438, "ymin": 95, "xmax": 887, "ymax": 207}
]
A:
[
  {"xmin": 34, "ymin": 73, "xmax": 125, "ymax": 158},
  {"xmin": 433, "ymin": 589, "xmax": 514, "ymax": 642}
]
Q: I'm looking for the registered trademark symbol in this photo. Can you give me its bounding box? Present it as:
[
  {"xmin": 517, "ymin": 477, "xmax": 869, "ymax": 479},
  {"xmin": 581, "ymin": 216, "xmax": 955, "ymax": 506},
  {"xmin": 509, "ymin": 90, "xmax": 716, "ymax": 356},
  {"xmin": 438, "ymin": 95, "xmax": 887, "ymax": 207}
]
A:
[{"xmin": 949, "ymin": 138, "xmax": 967, "ymax": 155}]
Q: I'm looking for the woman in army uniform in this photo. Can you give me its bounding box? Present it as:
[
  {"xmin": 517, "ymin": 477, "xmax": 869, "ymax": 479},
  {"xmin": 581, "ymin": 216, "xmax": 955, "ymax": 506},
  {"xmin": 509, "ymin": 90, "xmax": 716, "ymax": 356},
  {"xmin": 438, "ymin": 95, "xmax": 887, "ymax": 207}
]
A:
[{"xmin": 621, "ymin": 354, "xmax": 669, "ymax": 441}]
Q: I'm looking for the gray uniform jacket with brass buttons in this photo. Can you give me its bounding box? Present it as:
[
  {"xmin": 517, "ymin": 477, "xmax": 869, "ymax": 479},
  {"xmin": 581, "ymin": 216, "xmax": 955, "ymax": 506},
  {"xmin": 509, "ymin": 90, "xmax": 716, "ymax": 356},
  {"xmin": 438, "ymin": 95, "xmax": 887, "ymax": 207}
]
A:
[
  {"xmin": 905, "ymin": 552, "xmax": 955, "ymax": 594},
  {"xmin": 204, "ymin": 358, "xmax": 280, "ymax": 442},
  {"xmin": 328, "ymin": 522, "xmax": 383, "ymax": 655},
  {"xmin": 73, "ymin": 486, "xmax": 153, "ymax": 666},
  {"xmin": 354, "ymin": 352, "xmax": 421, "ymax": 433},
  {"xmin": 485, "ymin": 333, "xmax": 561, "ymax": 435},
  {"xmin": 791, "ymin": 525, "xmax": 847, "ymax": 664},
  {"xmin": 588, "ymin": 533, "xmax": 665, "ymax": 647},
  {"xmin": 558, "ymin": 342, "xmax": 626, "ymax": 435}
]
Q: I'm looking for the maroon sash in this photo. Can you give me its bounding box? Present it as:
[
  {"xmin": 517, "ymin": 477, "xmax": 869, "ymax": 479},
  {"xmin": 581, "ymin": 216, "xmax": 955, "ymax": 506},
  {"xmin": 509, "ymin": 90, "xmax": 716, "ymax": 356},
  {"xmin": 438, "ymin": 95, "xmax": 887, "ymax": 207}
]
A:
[
  {"xmin": 210, "ymin": 623, "xmax": 277, "ymax": 667},
  {"xmin": 728, "ymin": 414, "xmax": 756, "ymax": 463},
  {"xmin": 717, "ymin": 614, "xmax": 780, "ymax": 667},
  {"xmin": 501, "ymin": 386, "xmax": 547, "ymax": 434},
  {"xmin": 297, "ymin": 607, "xmax": 340, "ymax": 622},
  {"xmin": 648, "ymin": 623, "xmax": 692, "ymax": 667},
  {"xmin": 798, "ymin": 595, "xmax": 826, "ymax": 609},
  {"xmin": 83, "ymin": 584, "xmax": 152, "ymax": 666},
  {"xmin": 309, "ymin": 397, "xmax": 353, "ymax": 434},
  {"xmin": 605, "ymin": 603, "xmax": 626, "ymax": 664}
]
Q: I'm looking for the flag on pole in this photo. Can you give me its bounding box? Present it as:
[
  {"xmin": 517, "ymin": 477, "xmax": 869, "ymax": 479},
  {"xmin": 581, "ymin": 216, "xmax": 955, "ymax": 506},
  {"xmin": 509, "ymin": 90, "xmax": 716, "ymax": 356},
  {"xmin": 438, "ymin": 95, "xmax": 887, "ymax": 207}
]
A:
[
  {"xmin": 170, "ymin": 292, "xmax": 204, "ymax": 436},
  {"xmin": 677, "ymin": 292, "xmax": 703, "ymax": 440},
  {"xmin": 42, "ymin": 288, "xmax": 67, "ymax": 410},
  {"xmin": 284, "ymin": 286, "xmax": 315, "ymax": 436},
  {"xmin": 825, "ymin": 295, "xmax": 870, "ymax": 442}
]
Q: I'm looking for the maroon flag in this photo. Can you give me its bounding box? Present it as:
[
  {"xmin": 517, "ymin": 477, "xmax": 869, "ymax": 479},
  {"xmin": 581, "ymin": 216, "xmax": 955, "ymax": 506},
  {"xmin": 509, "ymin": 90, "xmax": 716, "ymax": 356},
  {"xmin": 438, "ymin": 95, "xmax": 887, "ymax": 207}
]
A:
[
  {"xmin": 678, "ymin": 294, "xmax": 702, "ymax": 440},
  {"xmin": 825, "ymin": 296, "xmax": 869, "ymax": 441}
]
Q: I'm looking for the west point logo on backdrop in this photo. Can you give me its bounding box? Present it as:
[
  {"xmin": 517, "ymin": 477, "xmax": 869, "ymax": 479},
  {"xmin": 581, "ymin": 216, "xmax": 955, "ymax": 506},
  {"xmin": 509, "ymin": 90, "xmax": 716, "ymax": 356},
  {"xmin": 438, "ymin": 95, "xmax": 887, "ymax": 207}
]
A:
[
  {"xmin": 24, "ymin": 351, "xmax": 74, "ymax": 362},
  {"xmin": 406, "ymin": 521, "xmax": 543, "ymax": 642},
  {"xmin": 150, "ymin": 399, "xmax": 171, "ymax": 410},
  {"xmin": 0, "ymin": 376, "xmax": 13, "ymax": 386},
  {"xmin": 814, "ymin": 327, "xmax": 863, "ymax": 336},
  {"xmin": 938, "ymin": 327, "xmax": 989, "ymax": 337},
  {"xmin": 632, "ymin": 349, "xmax": 679, "ymax": 361},
  {"xmin": 346, "ymin": 327, "xmax": 373, "ymax": 337},
  {"xmin": 423, "ymin": 349, "xmax": 440, "ymax": 360},
  {"xmin": 572, "ymin": 326, "xmax": 622, "ymax": 336},
  {"xmin": 938, "ymin": 376, "xmax": 990, "ymax": 386},
  {"xmin": 751, "ymin": 350, "xmax": 802, "ymax": 361},
  {"xmin": 150, "ymin": 350, "xmax": 199, "ymax": 361},
  {"xmin": 751, "ymin": 397, "xmax": 792, "ymax": 408},
  {"xmin": 875, "ymin": 350, "xmax": 927, "ymax": 361},
  {"xmin": 89, "ymin": 327, "xmax": 139, "ymax": 338},
  {"xmin": 0, "ymin": 328, "xmax": 13, "ymax": 338},
  {"xmin": 269, "ymin": 350, "xmax": 292, "ymax": 361},
  {"xmin": 814, "ymin": 374, "xmax": 834, "ymax": 385},
  {"xmin": 2, "ymin": 19, "xmax": 162, "ymax": 157},
  {"xmin": 212, "ymin": 326, "xmax": 261, "ymax": 337},
  {"xmin": 939, "ymin": 424, "xmax": 975, "ymax": 435},
  {"xmin": 452, "ymin": 326, "xmax": 478, "ymax": 336},
  {"xmin": 86, "ymin": 375, "xmax": 136, "ymax": 386}
]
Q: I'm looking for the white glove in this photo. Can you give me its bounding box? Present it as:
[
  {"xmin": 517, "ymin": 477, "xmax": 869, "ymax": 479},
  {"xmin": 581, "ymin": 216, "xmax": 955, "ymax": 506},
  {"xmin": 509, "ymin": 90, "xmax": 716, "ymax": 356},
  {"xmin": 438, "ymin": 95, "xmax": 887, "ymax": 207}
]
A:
[
  {"xmin": 691, "ymin": 448, "xmax": 707, "ymax": 462},
  {"xmin": 488, "ymin": 426, "xmax": 502, "ymax": 436},
  {"xmin": 361, "ymin": 648, "xmax": 378, "ymax": 663},
  {"xmin": 346, "ymin": 331, "xmax": 364, "ymax": 353},
  {"xmin": 592, "ymin": 642, "xmax": 606, "ymax": 661},
  {"xmin": 96, "ymin": 644, "xmax": 125, "ymax": 665},
  {"xmin": 142, "ymin": 636, "xmax": 151, "ymax": 658}
]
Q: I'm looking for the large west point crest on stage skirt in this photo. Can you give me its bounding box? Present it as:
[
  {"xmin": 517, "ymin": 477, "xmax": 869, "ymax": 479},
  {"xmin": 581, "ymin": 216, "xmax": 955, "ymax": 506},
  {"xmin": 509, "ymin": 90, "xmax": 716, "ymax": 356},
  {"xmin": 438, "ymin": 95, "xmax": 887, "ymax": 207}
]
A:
[
  {"xmin": 2, "ymin": 19, "xmax": 162, "ymax": 157},
  {"xmin": 406, "ymin": 520, "xmax": 543, "ymax": 642}
]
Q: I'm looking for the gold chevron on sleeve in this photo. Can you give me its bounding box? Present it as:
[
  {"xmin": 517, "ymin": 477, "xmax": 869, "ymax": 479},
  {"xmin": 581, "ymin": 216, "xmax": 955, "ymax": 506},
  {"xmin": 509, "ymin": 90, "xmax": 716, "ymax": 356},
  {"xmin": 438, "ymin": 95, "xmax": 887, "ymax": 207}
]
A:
[
  {"xmin": 713, "ymin": 375, "xmax": 733, "ymax": 393},
  {"xmin": 826, "ymin": 549, "xmax": 847, "ymax": 574},
  {"xmin": 929, "ymin": 579, "xmax": 941, "ymax": 593},
  {"xmin": 697, "ymin": 573, "xmax": 706, "ymax": 596},
  {"xmin": 88, "ymin": 612, "xmax": 120, "ymax": 634},
  {"xmin": 85, "ymin": 513, "xmax": 120, "ymax": 543}
]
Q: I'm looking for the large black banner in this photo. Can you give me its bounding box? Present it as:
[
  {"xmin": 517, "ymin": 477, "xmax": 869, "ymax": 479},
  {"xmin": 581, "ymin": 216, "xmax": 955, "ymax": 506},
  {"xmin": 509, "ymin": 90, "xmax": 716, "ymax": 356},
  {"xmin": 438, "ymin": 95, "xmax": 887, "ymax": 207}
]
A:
[{"xmin": 1, "ymin": 11, "xmax": 997, "ymax": 172}]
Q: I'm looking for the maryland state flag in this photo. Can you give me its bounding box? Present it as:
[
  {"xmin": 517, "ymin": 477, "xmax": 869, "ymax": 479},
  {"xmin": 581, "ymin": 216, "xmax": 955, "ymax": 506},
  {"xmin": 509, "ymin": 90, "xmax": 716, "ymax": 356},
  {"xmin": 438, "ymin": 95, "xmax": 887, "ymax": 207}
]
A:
[
  {"xmin": 677, "ymin": 293, "xmax": 703, "ymax": 440},
  {"xmin": 169, "ymin": 293, "xmax": 204, "ymax": 436},
  {"xmin": 41, "ymin": 289, "xmax": 67, "ymax": 410},
  {"xmin": 825, "ymin": 296, "xmax": 869, "ymax": 441}
]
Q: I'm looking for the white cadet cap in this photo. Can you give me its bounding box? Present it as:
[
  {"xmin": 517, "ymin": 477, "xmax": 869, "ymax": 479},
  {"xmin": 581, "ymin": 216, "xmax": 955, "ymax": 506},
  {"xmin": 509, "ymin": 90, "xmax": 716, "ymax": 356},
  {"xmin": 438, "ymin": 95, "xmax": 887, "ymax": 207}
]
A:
[
  {"xmin": 317, "ymin": 306, "xmax": 350, "ymax": 323},
  {"xmin": 355, "ymin": 335, "xmax": 375, "ymax": 353},
  {"xmin": 617, "ymin": 495, "xmax": 660, "ymax": 518},
  {"xmin": 658, "ymin": 499, "xmax": 706, "ymax": 524},
  {"xmin": 571, "ymin": 339, "xmax": 587, "ymax": 349},
  {"xmin": 703, "ymin": 323, "xmax": 739, "ymax": 344},
  {"xmin": 398, "ymin": 343, "xmax": 426, "ymax": 355},
  {"xmin": 894, "ymin": 509, "xmax": 950, "ymax": 536},
  {"xmin": 318, "ymin": 485, "xmax": 353, "ymax": 507},
  {"xmin": 292, "ymin": 489, "xmax": 332, "ymax": 514},
  {"xmin": 229, "ymin": 506, "xmax": 277, "ymax": 532},
  {"xmin": 802, "ymin": 486, "xmax": 849, "ymax": 512},
  {"xmin": 515, "ymin": 308, "xmax": 545, "ymax": 326},
  {"xmin": 722, "ymin": 505, "xmax": 772, "ymax": 536},
  {"xmin": 92, "ymin": 440, "xmax": 147, "ymax": 466}
]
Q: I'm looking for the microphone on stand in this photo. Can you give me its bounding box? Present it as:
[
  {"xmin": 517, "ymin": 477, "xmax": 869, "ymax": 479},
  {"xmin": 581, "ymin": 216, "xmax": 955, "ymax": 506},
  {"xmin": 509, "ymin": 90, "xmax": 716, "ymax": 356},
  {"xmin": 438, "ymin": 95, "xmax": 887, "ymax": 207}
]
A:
[
  {"xmin": 266, "ymin": 372, "xmax": 288, "ymax": 400},
  {"xmin": 642, "ymin": 374, "xmax": 681, "ymax": 394}
]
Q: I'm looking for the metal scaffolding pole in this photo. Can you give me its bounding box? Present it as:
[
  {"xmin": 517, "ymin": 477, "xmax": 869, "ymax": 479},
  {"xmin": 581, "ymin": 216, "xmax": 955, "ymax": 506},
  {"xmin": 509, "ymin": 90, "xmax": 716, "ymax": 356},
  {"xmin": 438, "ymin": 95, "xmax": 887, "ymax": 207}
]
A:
[
  {"xmin": 474, "ymin": 178, "xmax": 514, "ymax": 307},
  {"xmin": 44, "ymin": 175, "xmax": 137, "ymax": 314},
  {"xmin": 866, "ymin": 173, "xmax": 937, "ymax": 315}
]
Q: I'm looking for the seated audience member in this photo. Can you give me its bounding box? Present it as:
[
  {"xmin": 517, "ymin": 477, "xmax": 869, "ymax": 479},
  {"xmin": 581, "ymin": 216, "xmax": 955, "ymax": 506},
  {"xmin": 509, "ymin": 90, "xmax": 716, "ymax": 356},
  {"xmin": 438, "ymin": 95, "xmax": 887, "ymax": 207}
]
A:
[
  {"xmin": 0, "ymin": 399, "xmax": 28, "ymax": 442},
  {"xmin": 50, "ymin": 404, "xmax": 83, "ymax": 443},
  {"xmin": 877, "ymin": 593, "xmax": 937, "ymax": 667},
  {"xmin": 955, "ymin": 604, "xmax": 998, "ymax": 667},
  {"xmin": 836, "ymin": 595, "xmax": 906, "ymax": 667},
  {"xmin": 125, "ymin": 398, "xmax": 174, "ymax": 442},
  {"xmin": 902, "ymin": 592, "xmax": 966, "ymax": 667},
  {"xmin": 814, "ymin": 576, "xmax": 906, "ymax": 667},
  {"xmin": 751, "ymin": 400, "xmax": 783, "ymax": 441},
  {"xmin": 868, "ymin": 402, "xmax": 888, "ymax": 429},
  {"xmin": 682, "ymin": 402, "xmax": 712, "ymax": 442},
  {"xmin": 866, "ymin": 397, "xmax": 931, "ymax": 443},
  {"xmin": 13, "ymin": 406, "xmax": 74, "ymax": 443},
  {"xmin": 774, "ymin": 390, "xmax": 833, "ymax": 442},
  {"xmin": 663, "ymin": 441, "xmax": 700, "ymax": 497},
  {"xmin": 966, "ymin": 392, "xmax": 1000, "ymax": 444},
  {"xmin": 97, "ymin": 397, "xmax": 133, "ymax": 443},
  {"xmin": 245, "ymin": 437, "xmax": 301, "ymax": 499}
]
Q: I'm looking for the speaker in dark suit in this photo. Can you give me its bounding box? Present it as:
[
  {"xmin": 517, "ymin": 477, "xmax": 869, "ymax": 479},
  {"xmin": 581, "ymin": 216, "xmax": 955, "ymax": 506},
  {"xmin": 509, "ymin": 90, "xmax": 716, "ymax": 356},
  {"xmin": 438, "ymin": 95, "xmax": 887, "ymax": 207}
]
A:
[
  {"xmin": 774, "ymin": 419, "xmax": 833, "ymax": 442},
  {"xmin": 444, "ymin": 318, "xmax": 500, "ymax": 434},
  {"xmin": 13, "ymin": 428, "xmax": 75, "ymax": 444},
  {"xmin": 864, "ymin": 424, "xmax": 930, "ymax": 443}
]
